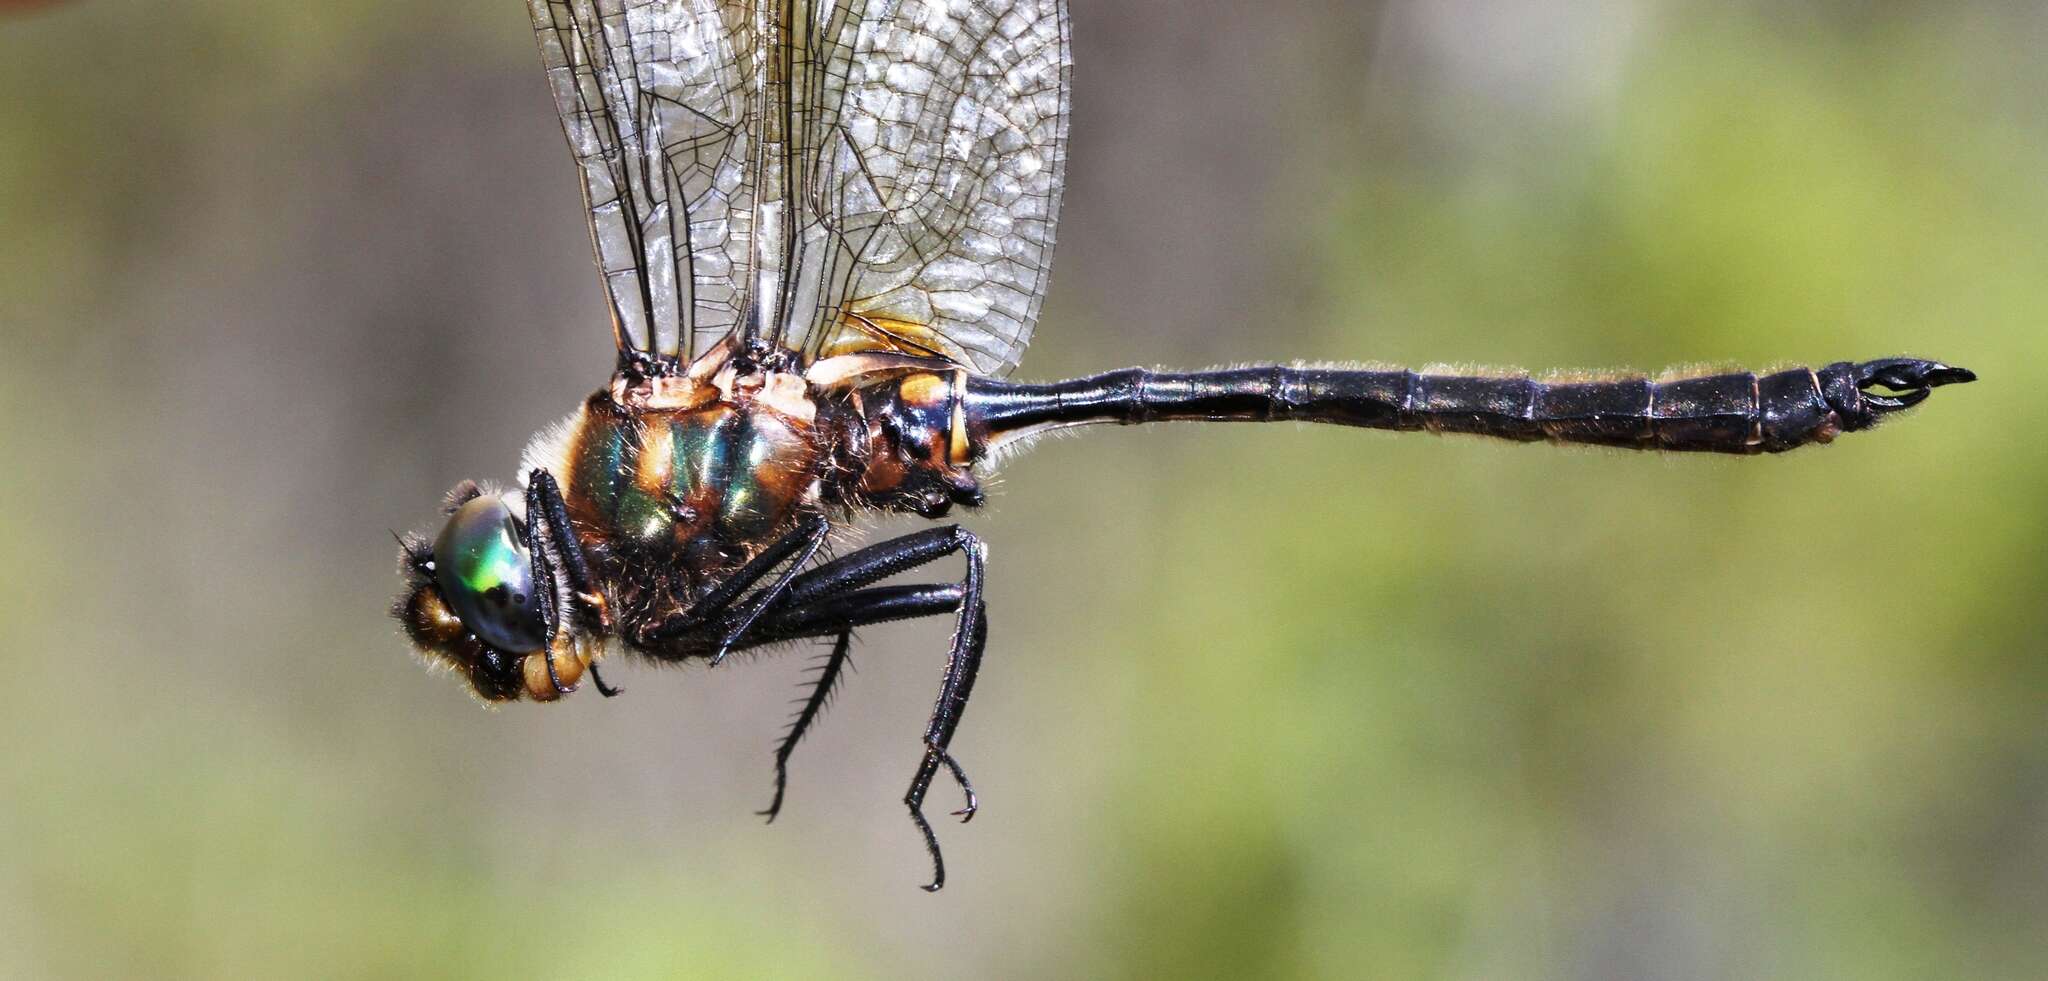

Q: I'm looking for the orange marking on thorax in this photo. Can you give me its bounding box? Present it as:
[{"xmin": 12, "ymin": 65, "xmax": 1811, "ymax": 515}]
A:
[
  {"xmin": 948, "ymin": 369, "xmax": 970, "ymax": 465},
  {"xmin": 900, "ymin": 372, "xmax": 949, "ymax": 406},
  {"xmin": 634, "ymin": 419, "xmax": 676, "ymax": 499}
]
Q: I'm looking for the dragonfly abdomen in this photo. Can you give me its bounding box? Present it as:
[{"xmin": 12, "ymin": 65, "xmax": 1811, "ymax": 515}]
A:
[{"xmin": 962, "ymin": 359, "xmax": 1973, "ymax": 456}]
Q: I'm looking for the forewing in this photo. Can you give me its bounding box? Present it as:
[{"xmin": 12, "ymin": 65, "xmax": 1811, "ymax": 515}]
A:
[
  {"xmin": 532, "ymin": 1, "xmax": 1071, "ymax": 375},
  {"xmin": 530, "ymin": 0, "xmax": 754, "ymax": 363},
  {"xmin": 788, "ymin": 0, "xmax": 1071, "ymax": 375}
]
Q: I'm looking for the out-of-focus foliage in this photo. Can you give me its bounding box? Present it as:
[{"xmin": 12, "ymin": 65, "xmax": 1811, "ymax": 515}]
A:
[{"xmin": 1, "ymin": 1, "xmax": 2039, "ymax": 978}]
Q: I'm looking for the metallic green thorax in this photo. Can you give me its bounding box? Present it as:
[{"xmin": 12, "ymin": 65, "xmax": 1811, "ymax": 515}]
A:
[{"xmin": 566, "ymin": 397, "xmax": 823, "ymax": 586}]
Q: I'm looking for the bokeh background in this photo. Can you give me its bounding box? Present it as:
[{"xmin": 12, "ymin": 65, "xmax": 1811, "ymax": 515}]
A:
[{"xmin": 2, "ymin": 1, "xmax": 2041, "ymax": 977}]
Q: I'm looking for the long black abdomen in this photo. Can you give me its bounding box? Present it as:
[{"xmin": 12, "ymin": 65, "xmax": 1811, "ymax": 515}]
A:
[{"xmin": 963, "ymin": 358, "xmax": 1973, "ymax": 456}]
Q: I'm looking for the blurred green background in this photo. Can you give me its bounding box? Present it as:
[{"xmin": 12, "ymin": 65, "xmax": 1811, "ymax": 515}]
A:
[{"xmin": 1, "ymin": 1, "xmax": 2041, "ymax": 978}]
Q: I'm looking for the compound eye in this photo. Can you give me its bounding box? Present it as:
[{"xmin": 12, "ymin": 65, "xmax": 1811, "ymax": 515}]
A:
[{"xmin": 432, "ymin": 495, "xmax": 548, "ymax": 653}]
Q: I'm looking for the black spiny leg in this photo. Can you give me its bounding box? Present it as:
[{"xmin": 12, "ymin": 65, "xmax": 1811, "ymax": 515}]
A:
[
  {"xmin": 588, "ymin": 662, "xmax": 624, "ymax": 698},
  {"xmin": 766, "ymin": 526, "xmax": 987, "ymax": 613},
  {"xmin": 759, "ymin": 629, "xmax": 855, "ymax": 823},
  {"xmin": 518, "ymin": 484, "xmax": 573, "ymax": 695},
  {"xmin": 708, "ymin": 517, "xmax": 831, "ymax": 667},
  {"xmin": 904, "ymin": 534, "xmax": 986, "ymax": 891},
  {"xmin": 528, "ymin": 470, "xmax": 600, "ymax": 612},
  {"xmin": 526, "ymin": 469, "xmax": 610, "ymax": 695},
  {"xmin": 695, "ymin": 527, "xmax": 990, "ymax": 891},
  {"xmin": 631, "ymin": 515, "xmax": 832, "ymax": 658}
]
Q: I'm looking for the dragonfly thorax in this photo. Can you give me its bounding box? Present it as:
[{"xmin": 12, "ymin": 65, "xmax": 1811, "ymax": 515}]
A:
[
  {"xmin": 522, "ymin": 355, "xmax": 985, "ymax": 620},
  {"xmin": 547, "ymin": 375, "xmax": 830, "ymax": 604}
]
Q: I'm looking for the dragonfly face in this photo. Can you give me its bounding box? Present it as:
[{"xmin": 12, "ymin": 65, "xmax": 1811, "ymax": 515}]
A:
[
  {"xmin": 394, "ymin": 0, "xmax": 1974, "ymax": 890},
  {"xmin": 397, "ymin": 481, "xmax": 599, "ymax": 703},
  {"xmin": 433, "ymin": 494, "xmax": 547, "ymax": 655}
]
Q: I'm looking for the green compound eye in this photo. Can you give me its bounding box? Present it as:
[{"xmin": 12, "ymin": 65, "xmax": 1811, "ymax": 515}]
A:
[{"xmin": 432, "ymin": 495, "xmax": 548, "ymax": 653}]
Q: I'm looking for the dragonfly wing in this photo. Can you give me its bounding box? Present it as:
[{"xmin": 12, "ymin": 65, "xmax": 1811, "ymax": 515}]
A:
[
  {"xmin": 782, "ymin": 0, "xmax": 1072, "ymax": 376},
  {"xmin": 529, "ymin": 0, "xmax": 753, "ymax": 365},
  {"xmin": 532, "ymin": 1, "xmax": 1070, "ymax": 376}
]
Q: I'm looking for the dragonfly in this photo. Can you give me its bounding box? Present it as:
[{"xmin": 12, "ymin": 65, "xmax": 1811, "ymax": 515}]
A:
[{"xmin": 395, "ymin": 0, "xmax": 1974, "ymax": 891}]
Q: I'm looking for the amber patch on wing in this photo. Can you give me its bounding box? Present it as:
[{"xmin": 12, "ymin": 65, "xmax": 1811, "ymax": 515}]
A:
[{"xmin": 821, "ymin": 314, "xmax": 961, "ymax": 364}]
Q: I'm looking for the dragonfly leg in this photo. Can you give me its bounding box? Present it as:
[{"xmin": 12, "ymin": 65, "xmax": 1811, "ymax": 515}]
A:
[
  {"xmin": 630, "ymin": 514, "xmax": 831, "ymax": 656},
  {"xmin": 906, "ymin": 581, "xmax": 987, "ymax": 891},
  {"xmin": 526, "ymin": 470, "xmax": 610, "ymax": 632},
  {"xmin": 758, "ymin": 629, "xmax": 855, "ymax": 823},
  {"xmin": 587, "ymin": 661, "xmax": 624, "ymax": 698},
  {"xmin": 706, "ymin": 525, "xmax": 991, "ymax": 890},
  {"xmin": 518, "ymin": 482, "xmax": 573, "ymax": 695},
  {"xmin": 641, "ymin": 521, "xmax": 986, "ymax": 680},
  {"xmin": 525, "ymin": 469, "xmax": 616, "ymax": 695},
  {"xmin": 741, "ymin": 581, "xmax": 987, "ymax": 851},
  {"xmin": 768, "ymin": 525, "xmax": 986, "ymax": 614},
  {"xmin": 705, "ymin": 516, "xmax": 831, "ymax": 667}
]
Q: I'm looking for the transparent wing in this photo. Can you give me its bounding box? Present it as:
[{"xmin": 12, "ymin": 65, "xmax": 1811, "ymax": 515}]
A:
[
  {"xmin": 786, "ymin": 0, "xmax": 1071, "ymax": 375},
  {"xmin": 532, "ymin": 0, "xmax": 1069, "ymax": 375},
  {"xmin": 529, "ymin": 0, "xmax": 754, "ymax": 363}
]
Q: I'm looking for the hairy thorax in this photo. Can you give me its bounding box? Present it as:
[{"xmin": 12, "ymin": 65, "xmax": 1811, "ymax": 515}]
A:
[
  {"xmin": 516, "ymin": 349, "xmax": 986, "ymax": 634},
  {"xmin": 530, "ymin": 363, "xmax": 839, "ymax": 621}
]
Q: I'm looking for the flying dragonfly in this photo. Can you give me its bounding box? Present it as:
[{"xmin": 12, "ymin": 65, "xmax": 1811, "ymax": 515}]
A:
[{"xmin": 395, "ymin": 0, "xmax": 1974, "ymax": 890}]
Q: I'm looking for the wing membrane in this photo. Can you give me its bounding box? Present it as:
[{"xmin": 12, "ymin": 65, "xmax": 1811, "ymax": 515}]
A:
[
  {"xmin": 791, "ymin": 0, "xmax": 1071, "ymax": 375},
  {"xmin": 531, "ymin": 0, "xmax": 1069, "ymax": 375},
  {"xmin": 531, "ymin": 0, "xmax": 753, "ymax": 362}
]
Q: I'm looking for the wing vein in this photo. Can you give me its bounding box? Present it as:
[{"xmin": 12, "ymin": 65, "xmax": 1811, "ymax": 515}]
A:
[{"xmin": 530, "ymin": 0, "xmax": 1070, "ymax": 375}]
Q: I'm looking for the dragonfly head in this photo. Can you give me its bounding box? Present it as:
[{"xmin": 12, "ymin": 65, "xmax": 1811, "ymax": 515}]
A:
[{"xmin": 393, "ymin": 481, "xmax": 590, "ymax": 702}]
